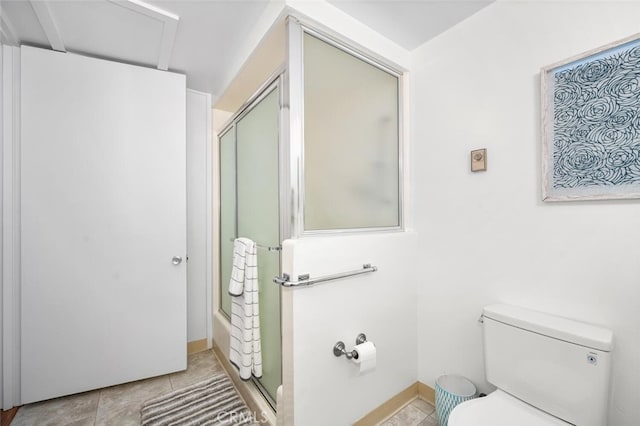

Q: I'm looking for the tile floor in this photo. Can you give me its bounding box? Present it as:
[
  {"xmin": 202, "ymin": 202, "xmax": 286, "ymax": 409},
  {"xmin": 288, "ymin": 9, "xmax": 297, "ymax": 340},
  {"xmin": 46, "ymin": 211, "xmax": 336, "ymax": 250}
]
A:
[
  {"xmin": 381, "ymin": 397, "xmax": 438, "ymax": 426},
  {"xmin": 12, "ymin": 350, "xmax": 436, "ymax": 426},
  {"xmin": 12, "ymin": 350, "xmax": 225, "ymax": 426}
]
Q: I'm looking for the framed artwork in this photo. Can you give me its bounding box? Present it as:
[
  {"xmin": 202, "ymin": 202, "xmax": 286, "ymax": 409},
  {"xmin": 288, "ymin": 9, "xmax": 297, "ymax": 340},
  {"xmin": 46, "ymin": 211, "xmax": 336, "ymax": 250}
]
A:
[{"xmin": 541, "ymin": 34, "xmax": 640, "ymax": 201}]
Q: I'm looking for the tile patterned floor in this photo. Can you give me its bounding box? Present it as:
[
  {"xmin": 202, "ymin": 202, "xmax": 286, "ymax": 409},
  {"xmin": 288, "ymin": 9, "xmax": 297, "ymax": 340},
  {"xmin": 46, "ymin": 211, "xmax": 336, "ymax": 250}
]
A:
[
  {"xmin": 12, "ymin": 350, "xmax": 436, "ymax": 426},
  {"xmin": 381, "ymin": 397, "xmax": 438, "ymax": 426},
  {"xmin": 12, "ymin": 350, "xmax": 225, "ymax": 426}
]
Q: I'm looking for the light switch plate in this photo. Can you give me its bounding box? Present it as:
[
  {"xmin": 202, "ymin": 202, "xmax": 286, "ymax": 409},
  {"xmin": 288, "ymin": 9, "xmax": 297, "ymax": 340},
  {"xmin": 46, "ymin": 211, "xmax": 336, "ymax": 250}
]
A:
[{"xmin": 471, "ymin": 148, "xmax": 487, "ymax": 172}]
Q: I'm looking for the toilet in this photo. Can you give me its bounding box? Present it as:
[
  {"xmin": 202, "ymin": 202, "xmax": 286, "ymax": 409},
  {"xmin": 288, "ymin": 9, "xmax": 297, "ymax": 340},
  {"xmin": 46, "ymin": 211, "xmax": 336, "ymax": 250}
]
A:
[{"xmin": 448, "ymin": 304, "xmax": 613, "ymax": 426}]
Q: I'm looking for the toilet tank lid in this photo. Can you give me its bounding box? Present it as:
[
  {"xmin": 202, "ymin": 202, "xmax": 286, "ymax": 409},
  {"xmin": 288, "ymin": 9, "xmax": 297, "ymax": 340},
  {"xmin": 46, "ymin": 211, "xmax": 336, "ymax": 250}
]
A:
[{"xmin": 483, "ymin": 304, "xmax": 613, "ymax": 352}]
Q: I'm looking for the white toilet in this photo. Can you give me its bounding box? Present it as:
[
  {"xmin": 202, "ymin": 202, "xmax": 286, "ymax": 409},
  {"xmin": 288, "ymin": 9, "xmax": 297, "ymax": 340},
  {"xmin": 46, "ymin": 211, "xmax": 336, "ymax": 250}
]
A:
[{"xmin": 448, "ymin": 304, "xmax": 613, "ymax": 426}]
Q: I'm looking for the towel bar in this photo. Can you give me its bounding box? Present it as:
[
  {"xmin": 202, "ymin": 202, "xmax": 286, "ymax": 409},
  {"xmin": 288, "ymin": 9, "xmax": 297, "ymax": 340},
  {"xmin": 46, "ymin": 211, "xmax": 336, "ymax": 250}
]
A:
[
  {"xmin": 228, "ymin": 238, "xmax": 281, "ymax": 251},
  {"xmin": 273, "ymin": 264, "xmax": 377, "ymax": 288},
  {"xmin": 258, "ymin": 244, "xmax": 281, "ymax": 252}
]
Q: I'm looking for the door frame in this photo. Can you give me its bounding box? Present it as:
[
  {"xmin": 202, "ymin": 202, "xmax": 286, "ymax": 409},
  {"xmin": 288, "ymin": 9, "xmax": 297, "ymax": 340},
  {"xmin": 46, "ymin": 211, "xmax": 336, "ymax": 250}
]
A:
[
  {"xmin": 1, "ymin": 44, "xmax": 21, "ymax": 410},
  {"xmin": 186, "ymin": 88, "xmax": 214, "ymax": 351}
]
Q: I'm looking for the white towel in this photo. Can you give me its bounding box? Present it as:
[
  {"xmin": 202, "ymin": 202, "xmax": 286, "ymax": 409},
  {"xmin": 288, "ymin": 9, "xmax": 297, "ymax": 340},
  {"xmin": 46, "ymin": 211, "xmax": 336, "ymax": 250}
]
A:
[
  {"xmin": 229, "ymin": 238, "xmax": 263, "ymax": 380},
  {"xmin": 228, "ymin": 240, "xmax": 246, "ymax": 297}
]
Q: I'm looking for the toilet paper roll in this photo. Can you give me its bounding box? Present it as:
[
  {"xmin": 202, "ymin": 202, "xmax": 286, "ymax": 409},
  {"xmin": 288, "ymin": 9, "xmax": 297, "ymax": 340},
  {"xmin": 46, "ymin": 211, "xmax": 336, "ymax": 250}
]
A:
[{"xmin": 353, "ymin": 341, "xmax": 376, "ymax": 374}]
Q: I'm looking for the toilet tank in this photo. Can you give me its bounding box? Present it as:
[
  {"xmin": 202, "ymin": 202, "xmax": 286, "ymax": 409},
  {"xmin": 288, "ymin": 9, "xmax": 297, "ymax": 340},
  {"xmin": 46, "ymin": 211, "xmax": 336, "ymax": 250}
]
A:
[{"xmin": 482, "ymin": 304, "xmax": 613, "ymax": 426}]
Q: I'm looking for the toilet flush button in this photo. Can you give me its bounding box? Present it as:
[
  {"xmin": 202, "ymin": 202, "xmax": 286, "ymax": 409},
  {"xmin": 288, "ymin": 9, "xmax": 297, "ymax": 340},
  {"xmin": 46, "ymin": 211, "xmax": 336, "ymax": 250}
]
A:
[{"xmin": 587, "ymin": 353, "xmax": 598, "ymax": 365}]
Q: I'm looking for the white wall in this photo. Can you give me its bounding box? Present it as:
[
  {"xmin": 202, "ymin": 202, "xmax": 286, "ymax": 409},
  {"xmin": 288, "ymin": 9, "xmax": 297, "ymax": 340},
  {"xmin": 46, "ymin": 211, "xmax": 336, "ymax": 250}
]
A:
[
  {"xmin": 218, "ymin": 0, "xmax": 286, "ymax": 102},
  {"xmin": 186, "ymin": 89, "xmax": 212, "ymax": 345},
  {"xmin": 412, "ymin": 2, "xmax": 640, "ymax": 425},
  {"xmin": 282, "ymin": 233, "xmax": 418, "ymax": 425}
]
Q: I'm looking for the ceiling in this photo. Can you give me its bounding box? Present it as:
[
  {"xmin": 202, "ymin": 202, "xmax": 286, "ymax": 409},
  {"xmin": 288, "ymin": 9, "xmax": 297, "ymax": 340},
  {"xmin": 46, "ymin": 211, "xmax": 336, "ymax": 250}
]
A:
[
  {"xmin": 1, "ymin": 0, "xmax": 492, "ymax": 98},
  {"xmin": 328, "ymin": 0, "xmax": 492, "ymax": 50},
  {"xmin": 1, "ymin": 0, "xmax": 273, "ymax": 97}
]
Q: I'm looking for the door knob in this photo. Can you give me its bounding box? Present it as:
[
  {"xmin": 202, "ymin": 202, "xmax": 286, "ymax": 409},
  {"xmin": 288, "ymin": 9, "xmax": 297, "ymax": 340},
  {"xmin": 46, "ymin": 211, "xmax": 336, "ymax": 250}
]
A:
[{"xmin": 172, "ymin": 256, "xmax": 182, "ymax": 265}]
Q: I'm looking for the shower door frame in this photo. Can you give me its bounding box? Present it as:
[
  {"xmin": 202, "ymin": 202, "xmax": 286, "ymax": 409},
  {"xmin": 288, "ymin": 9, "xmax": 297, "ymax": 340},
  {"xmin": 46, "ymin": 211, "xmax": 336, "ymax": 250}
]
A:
[{"xmin": 217, "ymin": 73, "xmax": 286, "ymax": 409}]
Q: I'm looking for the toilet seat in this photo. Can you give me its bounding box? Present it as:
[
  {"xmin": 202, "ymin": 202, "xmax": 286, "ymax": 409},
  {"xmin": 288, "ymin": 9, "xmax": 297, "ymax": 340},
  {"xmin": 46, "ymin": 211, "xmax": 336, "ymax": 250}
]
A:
[{"xmin": 448, "ymin": 390, "xmax": 571, "ymax": 426}]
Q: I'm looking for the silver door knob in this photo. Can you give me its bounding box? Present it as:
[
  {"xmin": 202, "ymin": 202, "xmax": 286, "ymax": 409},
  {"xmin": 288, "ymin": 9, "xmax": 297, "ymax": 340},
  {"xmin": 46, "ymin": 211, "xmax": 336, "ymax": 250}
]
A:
[{"xmin": 172, "ymin": 256, "xmax": 182, "ymax": 265}]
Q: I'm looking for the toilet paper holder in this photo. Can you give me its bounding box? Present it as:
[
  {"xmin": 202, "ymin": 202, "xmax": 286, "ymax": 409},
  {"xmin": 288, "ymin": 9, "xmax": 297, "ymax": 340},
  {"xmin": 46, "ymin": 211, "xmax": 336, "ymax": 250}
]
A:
[{"xmin": 333, "ymin": 333, "xmax": 367, "ymax": 360}]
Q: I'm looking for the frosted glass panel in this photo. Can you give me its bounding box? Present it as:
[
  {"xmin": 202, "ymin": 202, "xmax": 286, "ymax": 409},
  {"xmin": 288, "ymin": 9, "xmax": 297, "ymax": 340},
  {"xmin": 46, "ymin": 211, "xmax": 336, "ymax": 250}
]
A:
[
  {"xmin": 236, "ymin": 88, "xmax": 281, "ymax": 402},
  {"xmin": 219, "ymin": 129, "xmax": 235, "ymax": 317},
  {"xmin": 303, "ymin": 33, "xmax": 400, "ymax": 230}
]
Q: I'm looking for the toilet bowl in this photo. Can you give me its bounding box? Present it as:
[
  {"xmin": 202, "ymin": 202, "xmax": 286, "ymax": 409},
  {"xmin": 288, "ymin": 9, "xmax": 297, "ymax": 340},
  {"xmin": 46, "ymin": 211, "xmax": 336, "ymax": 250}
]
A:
[{"xmin": 448, "ymin": 390, "xmax": 570, "ymax": 426}]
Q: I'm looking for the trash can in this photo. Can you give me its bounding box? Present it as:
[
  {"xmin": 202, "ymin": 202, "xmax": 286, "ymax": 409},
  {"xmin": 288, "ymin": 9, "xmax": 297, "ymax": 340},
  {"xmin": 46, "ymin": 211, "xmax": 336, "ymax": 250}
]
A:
[{"xmin": 435, "ymin": 374, "xmax": 477, "ymax": 426}]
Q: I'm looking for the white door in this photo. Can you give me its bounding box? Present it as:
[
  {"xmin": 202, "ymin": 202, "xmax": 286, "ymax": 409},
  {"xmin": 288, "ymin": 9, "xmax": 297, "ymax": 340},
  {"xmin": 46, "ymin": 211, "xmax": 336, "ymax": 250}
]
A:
[{"xmin": 20, "ymin": 46, "xmax": 187, "ymax": 404}]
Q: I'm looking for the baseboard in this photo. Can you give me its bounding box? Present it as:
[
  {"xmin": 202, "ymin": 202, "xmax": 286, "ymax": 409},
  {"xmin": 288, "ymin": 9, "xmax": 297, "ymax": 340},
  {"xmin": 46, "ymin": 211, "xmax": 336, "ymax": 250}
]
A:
[
  {"xmin": 418, "ymin": 381, "xmax": 435, "ymax": 405},
  {"xmin": 353, "ymin": 381, "xmax": 436, "ymax": 426},
  {"xmin": 187, "ymin": 338, "xmax": 208, "ymax": 354}
]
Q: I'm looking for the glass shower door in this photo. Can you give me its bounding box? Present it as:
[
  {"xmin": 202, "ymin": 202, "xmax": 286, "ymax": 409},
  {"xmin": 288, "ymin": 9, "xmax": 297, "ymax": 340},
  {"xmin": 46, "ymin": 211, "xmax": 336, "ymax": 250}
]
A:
[{"xmin": 235, "ymin": 86, "xmax": 282, "ymax": 404}]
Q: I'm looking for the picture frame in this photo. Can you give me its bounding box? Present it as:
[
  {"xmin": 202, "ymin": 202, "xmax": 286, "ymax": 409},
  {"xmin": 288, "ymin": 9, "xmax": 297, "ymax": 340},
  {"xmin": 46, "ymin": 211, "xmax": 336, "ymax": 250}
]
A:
[{"xmin": 541, "ymin": 34, "xmax": 640, "ymax": 201}]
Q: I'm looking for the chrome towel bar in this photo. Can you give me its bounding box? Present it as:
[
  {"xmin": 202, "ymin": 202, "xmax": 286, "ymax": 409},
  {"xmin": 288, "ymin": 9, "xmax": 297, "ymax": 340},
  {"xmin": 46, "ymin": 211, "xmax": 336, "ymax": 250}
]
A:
[
  {"xmin": 228, "ymin": 238, "xmax": 281, "ymax": 251},
  {"xmin": 258, "ymin": 244, "xmax": 281, "ymax": 252},
  {"xmin": 273, "ymin": 264, "xmax": 377, "ymax": 288}
]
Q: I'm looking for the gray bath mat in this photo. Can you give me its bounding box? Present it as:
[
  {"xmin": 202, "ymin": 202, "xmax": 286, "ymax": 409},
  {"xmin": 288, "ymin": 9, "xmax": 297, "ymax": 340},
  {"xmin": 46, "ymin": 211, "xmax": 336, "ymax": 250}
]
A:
[{"xmin": 140, "ymin": 374, "xmax": 257, "ymax": 426}]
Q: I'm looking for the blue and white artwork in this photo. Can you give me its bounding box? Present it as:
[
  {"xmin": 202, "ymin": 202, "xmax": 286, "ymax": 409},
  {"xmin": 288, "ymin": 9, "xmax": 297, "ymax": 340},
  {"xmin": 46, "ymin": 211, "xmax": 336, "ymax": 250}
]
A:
[{"xmin": 543, "ymin": 37, "xmax": 640, "ymax": 200}]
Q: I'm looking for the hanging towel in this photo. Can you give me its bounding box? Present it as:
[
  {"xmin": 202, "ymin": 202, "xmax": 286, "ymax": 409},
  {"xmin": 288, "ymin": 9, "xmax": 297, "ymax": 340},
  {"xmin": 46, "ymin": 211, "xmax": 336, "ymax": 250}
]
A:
[
  {"xmin": 229, "ymin": 238, "xmax": 263, "ymax": 380},
  {"xmin": 228, "ymin": 240, "xmax": 246, "ymax": 297}
]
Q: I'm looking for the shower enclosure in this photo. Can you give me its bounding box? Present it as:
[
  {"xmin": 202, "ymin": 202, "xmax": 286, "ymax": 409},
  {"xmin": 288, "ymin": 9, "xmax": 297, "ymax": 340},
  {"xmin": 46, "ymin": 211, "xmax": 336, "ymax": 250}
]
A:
[
  {"xmin": 215, "ymin": 15, "xmax": 403, "ymax": 418},
  {"xmin": 219, "ymin": 80, "xmax": 283, "ymax": 405}
]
